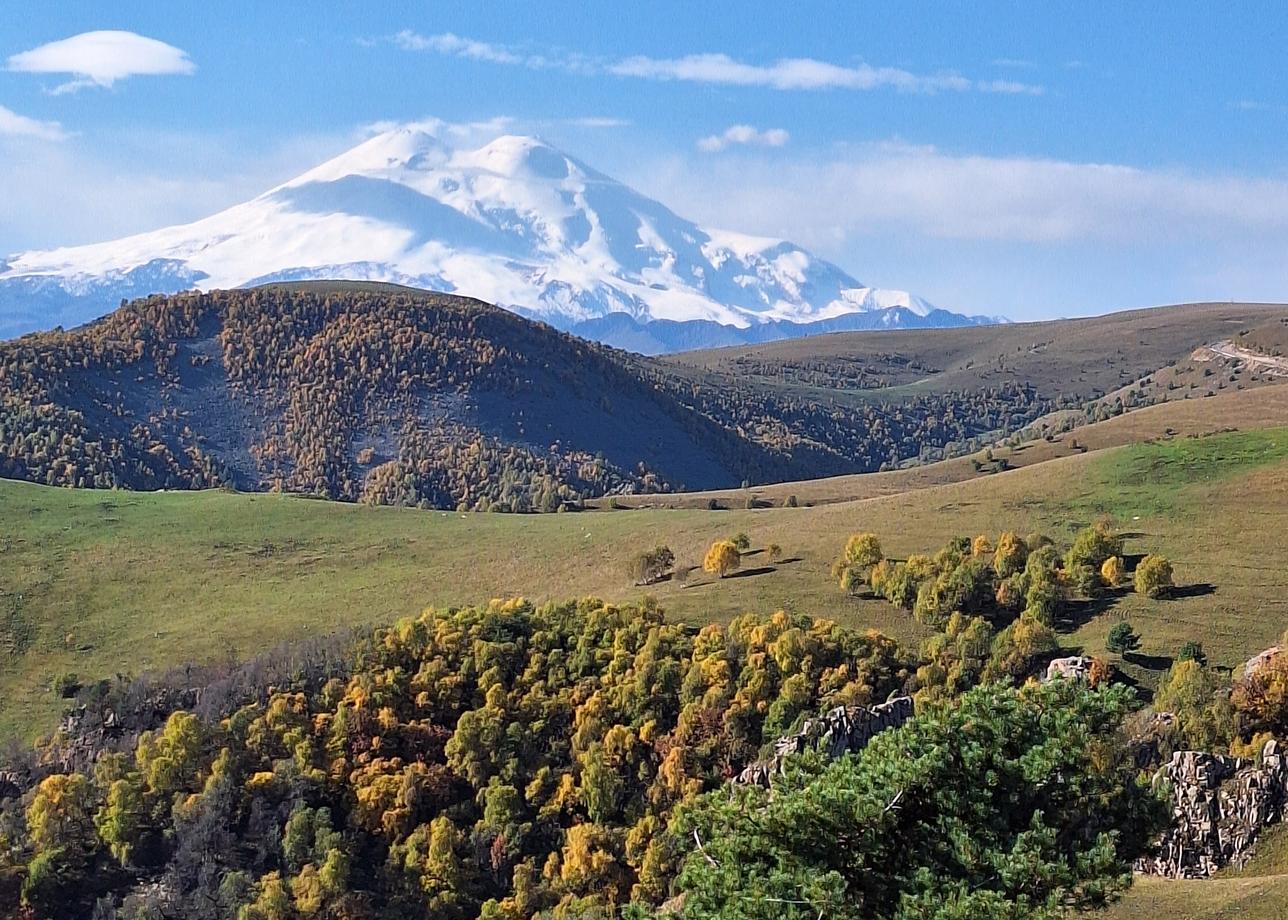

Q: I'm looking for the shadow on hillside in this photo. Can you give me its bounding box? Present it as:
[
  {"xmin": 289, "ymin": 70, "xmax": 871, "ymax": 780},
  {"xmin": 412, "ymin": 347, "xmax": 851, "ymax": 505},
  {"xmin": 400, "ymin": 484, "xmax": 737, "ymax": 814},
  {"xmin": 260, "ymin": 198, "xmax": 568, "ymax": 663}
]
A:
[
  {"xmin": 1112, "ymin": 669, "xmax": 1154, "ymax": 704},
  {"xmin": 777, "ymin": 557, "xmax": 803, "ymax": 565},
  {"xmin": 1119, "ymin": 531, "xmax": 1149, "ymax": 540},
  {"xmin": 1126, "ymin": 651, "xmax": 1174, "ymax": 671},
  {"xmin": 726, "ymin": 566, "xmax": 776, "ymax": 580},
  {"xmin": 1169, "ymin": 582, "xmax": 1217, "ymax": 599},
  {"xmin": 1057, "ymin": 588, "xmax": 1130, "ymax": 631}
]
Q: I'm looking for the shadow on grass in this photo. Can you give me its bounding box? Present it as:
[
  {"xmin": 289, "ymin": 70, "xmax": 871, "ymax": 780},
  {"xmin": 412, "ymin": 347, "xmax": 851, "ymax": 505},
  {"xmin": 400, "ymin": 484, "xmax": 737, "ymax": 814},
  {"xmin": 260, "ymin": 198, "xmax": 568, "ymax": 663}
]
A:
[
  {"xmin": 1111, "ymin": 668, "xmax": 1154, "ymax": 703},
  {"xmin": 1169, "ymin": 582, "xmax": 1217, "ymax": 599},
  {"xmin": 1125, "ymin": 651, "xmax": 1175, "ymax": 671},
  {"xmin": 725, "ymin": 566, "xmax": 777, "ymax": 580},
  {"xmin": 1057, "ymin": 588, "xmax": 1131, "ymax": 631},
  {"xmin": 776, "ymin": 557, "xmax": 803, "ymax": 565}
]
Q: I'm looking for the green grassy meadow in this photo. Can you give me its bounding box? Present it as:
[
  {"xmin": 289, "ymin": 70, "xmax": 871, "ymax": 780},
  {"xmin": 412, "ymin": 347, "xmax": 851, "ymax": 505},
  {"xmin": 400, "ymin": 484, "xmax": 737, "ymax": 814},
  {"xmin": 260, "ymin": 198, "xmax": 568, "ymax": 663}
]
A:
[{"xmin": 3, "ymin": 426, "xmax": 1288, "ymax": 742}]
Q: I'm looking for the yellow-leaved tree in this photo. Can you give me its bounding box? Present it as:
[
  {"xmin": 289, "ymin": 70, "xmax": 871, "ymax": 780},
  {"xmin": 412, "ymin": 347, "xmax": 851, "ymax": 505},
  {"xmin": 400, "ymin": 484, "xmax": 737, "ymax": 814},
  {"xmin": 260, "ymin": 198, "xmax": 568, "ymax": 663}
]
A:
[{"xmin": 703, "ymin": 540, "xmax": 741, "ymax": 578}]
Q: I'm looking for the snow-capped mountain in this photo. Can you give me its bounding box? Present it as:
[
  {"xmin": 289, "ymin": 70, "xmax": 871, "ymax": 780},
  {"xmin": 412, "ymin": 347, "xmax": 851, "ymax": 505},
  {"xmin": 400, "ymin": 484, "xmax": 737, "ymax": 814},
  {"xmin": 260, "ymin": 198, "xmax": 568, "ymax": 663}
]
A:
[{"xmin": 0, "ymin": 127, "xmax": 1002, "ymax": 350}]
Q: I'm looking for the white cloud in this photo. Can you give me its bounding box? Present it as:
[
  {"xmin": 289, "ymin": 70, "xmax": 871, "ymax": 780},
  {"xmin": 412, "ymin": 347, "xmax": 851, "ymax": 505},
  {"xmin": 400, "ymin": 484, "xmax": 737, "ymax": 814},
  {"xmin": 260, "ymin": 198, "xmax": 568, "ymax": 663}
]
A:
[
  {"xmin": 610, "ymin": 53, "xmax": 962, "ymax": 92},
  {"xmin": 697, "ymin": 124, "xmax": 789, "ymax": 153},
  {"xmin": 387, "ymin": 32, "xmax": 1043, "ymax": 96},
  {"xmin": 391, "ymin": 30, "xmax": 520, "ymax": 65},
  {"xmin": 0, "ymin": 105, "xmax": 68, "ymax": 141},
  {"xmin": 636, "ymin": 141, "xmax": 1288, "ymax": 249},
  {"xmin": 7, "ymin": 30, "xmax": 195, "ymax": 93},
  {"xmin": 566, "ymin": 116, "xmax": 631, "ymax": 128}
]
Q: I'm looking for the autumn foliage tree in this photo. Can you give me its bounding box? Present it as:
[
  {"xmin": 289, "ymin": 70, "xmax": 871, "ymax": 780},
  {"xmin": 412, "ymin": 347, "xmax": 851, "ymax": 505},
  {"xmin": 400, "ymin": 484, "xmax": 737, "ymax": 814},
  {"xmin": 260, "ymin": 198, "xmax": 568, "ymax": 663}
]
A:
[
  {"xmin": 703, "ymin": 540, "xmax": 741, "ymax": 578},
  {"xmin": 626, "ymin": 546, "xmax": 675, "ymax": 586},
  {"xmin": 1135, "ymin": 554, "xmax": 1174, "ymax": 598}
]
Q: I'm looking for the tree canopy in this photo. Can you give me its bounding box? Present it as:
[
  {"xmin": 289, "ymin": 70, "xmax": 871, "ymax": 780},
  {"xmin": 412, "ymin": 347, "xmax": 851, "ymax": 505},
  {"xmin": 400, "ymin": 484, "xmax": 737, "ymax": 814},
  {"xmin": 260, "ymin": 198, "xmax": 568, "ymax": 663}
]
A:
[{"xmin": 667, "ymin": 681, "xmax": 1164, "ymax": 920}]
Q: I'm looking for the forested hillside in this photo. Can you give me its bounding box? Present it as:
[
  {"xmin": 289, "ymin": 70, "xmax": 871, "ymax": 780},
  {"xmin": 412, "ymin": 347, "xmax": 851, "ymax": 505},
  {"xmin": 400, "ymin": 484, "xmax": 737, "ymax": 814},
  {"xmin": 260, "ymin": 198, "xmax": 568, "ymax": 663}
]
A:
[
  {"xmin": 0, "ymin": 284, "xmax": 1061, "ymax": 507},
  {"xmin": 7, "ymin": 522, "xmax": 1279, "ymax": 918},
  {"xmin": 0, "ymin": 284, "xmax": 778, "ymax": 509},
  {"xmin": 5, "ymin": 288, "xmax": 1286, "ymax": 509}
]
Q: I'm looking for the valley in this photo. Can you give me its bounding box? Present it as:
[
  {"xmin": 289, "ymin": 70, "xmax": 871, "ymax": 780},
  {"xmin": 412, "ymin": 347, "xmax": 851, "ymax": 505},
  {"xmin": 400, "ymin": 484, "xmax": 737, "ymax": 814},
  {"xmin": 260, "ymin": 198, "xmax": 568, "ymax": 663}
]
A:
[{"xmin": 4, "ymin": 285, "xmax": 1288, "ymax": 918}]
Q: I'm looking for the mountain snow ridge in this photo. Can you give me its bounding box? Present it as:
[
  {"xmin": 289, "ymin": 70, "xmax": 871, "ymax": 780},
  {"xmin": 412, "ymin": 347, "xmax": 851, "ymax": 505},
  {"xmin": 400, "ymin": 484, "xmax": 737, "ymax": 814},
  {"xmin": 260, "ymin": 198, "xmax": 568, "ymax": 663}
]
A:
[{"xmin": 0, "ymin": 127, "xmax": 1002, "ymax": 348}]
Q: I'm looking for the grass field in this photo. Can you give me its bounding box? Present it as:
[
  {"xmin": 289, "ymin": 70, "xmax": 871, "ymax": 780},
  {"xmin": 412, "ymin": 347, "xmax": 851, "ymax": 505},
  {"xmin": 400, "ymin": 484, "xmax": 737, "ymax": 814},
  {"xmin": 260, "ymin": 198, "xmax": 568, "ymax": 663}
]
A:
[
  {"xmin": 1107, "ymin": 824, "xmax": 1288, "ymax": 919},
  {"xmin": 4, "ymin": 421, "xmax": 1288, "ymax": 741},
  {"xmin": 603, "ymin": 383, "xmax": 1288, "ymax": 510}
]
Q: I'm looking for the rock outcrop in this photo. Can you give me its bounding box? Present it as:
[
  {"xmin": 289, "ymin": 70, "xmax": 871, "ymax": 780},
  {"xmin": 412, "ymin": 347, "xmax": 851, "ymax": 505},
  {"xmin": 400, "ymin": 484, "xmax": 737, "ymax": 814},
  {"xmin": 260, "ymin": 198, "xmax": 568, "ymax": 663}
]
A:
[
  {"xmin": 1044, "ymin": 656, "xmax": 1093, "ymax": 683},
  {"xmin": 734, "ymin": 696, "xmax": 914, "ymax": 787},
  {"xmin": 1136, "ymin": 741, "xmax": 1288, "ymax": 878},
  {"xmin": 1244, "ymin": 645, "xmax": 1283, "ymax": 678}
]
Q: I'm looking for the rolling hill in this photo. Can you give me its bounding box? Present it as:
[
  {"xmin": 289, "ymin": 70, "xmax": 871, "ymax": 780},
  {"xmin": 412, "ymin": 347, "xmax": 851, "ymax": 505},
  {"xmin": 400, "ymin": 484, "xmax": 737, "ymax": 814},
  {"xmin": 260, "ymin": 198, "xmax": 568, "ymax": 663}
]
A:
[
  {"xmin": 0, "ymin": 284, "xmax": 1133, "ymax": 506},
  {"xmin": 4, "ymin": 304, "xmax": 1288, "ymax": 918},
  {"xmin": 4, "ymin": 393, "xmax": 1288, "ymax": 740}
]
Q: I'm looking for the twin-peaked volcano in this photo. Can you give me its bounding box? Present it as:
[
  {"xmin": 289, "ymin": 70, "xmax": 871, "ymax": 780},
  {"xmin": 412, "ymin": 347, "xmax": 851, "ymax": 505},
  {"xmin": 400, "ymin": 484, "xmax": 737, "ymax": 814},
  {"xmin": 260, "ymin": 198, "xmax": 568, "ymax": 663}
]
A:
[{"xmin": 0, "ymin": 127, "xmax": 1001, "ymax": 350}]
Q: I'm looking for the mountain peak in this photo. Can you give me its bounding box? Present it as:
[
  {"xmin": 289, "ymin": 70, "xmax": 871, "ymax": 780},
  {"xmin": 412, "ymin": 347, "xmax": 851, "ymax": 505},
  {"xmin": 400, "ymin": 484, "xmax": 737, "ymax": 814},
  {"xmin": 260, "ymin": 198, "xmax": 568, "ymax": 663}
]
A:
[
  {"xmin": 287, "ymin": 126, "xmax": 452, "ymax": 186},
  {"xmin": 0, "ymin": 125, "xmax": 1003, "ymax": 346}
]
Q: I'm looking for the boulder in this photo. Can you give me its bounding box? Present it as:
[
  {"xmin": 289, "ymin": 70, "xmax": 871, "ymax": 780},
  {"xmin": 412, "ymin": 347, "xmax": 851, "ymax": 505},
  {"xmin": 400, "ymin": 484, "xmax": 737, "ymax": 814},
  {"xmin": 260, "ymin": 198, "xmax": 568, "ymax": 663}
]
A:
[
  {"xmin": 734, "ymin": 696, "xmax": 914, "ymax": 787},
  {"xmin": 1044, "ymin": 656, "xmax": 1093, "ymax": 683},
  {"xmin": 1244, "ymin": 645, "xmax": 1283, "ymax": 679}
]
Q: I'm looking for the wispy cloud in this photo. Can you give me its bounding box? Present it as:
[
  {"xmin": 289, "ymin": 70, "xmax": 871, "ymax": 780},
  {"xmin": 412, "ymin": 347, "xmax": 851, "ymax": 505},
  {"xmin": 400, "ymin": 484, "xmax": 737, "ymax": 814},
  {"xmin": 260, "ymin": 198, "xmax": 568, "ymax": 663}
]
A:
[
  {"xmin": 386, "ymin": 31, "xmax": 1043, "ymax": 96},
  {"xmin": 0, "ymin": 105, "xmax": 68, "ymax": 141},
  {"xmin": 641, "ymin": 141, "xmax": 1288, "ymax": 249},
  {"xmin": 391, "ymin": 31, "xmax": 521, "ymax": 65},
  {"xmin": 7, "ymin": 30, "xmax": 195, "ymax": 93},
  {"xmin": 567, "ymin": 116, "xmax": 631, "ymax": 128},
  {"xmin": 697, "ymin": 124, "xmax": 789, "ymax": 153}
]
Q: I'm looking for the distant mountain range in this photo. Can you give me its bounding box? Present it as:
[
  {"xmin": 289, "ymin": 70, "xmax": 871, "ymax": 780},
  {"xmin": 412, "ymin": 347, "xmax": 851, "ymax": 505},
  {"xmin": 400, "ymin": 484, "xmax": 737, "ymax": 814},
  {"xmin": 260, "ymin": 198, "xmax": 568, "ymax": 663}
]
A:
[{"xmin": 0, "ymin": 127, "xmax": 1004, "ymax": 350}]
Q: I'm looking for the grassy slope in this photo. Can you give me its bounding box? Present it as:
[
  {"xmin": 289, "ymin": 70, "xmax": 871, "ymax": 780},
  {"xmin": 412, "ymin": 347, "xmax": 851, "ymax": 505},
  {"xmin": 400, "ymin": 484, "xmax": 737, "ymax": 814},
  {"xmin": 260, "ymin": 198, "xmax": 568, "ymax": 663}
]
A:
[
  {"xmin": 1108, "ymin": 824, "xmax": 1288, "ymax": 920},
  {"xmin": 668, "ymin": 301, "xmax": 1288, "ymax": 400},
  {"xmin": 604, "ymin": 383, "xmax": 1288, "ymax": 510},
  {"xmin": 4, "ymin": 419, "xmax": 1288, "ymax": 740}
]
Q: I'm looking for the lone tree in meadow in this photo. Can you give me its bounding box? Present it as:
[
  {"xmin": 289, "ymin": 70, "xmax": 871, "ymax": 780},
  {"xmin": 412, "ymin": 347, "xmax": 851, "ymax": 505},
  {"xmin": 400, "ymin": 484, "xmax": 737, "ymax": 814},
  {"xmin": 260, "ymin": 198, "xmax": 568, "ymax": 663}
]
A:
[
  {"xmin": 766, "ymin": 543, "xmax": 783, "ymax": 562},
  {"xmin": 834, "ymin": 533, "xmax": 884, "ymax": 595},
  {"xmin": 1106, "ymin": 621, "xmax": 1142, "ymax": 656},
  {"xmin": 728, "ymin": 532, "xmax": 752, "ymax": 552},
  {"xmin": 703, "ymin": 540, "xmax": 742, "ymax": 579},
  {"xmin": 1135, "ymin": 554, "xmax": 1174, "ymax": 598},
  {"xmin": 625, "ymin": 545, "xmax": 675, "ymax": 586}
]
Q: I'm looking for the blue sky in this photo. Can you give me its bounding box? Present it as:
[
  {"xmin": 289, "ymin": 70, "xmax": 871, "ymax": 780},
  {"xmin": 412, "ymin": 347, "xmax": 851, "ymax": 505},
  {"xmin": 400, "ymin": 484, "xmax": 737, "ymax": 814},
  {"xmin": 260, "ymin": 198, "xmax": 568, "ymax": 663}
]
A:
[{"xmin": 4, "ymin": 1, "xmax": 1288, "ymax": 320}]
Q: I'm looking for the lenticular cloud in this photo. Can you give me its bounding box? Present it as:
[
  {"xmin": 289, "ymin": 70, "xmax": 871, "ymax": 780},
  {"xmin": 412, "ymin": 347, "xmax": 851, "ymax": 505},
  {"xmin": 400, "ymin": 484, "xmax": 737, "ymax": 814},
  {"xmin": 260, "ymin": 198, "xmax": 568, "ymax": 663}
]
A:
[{"xmin": 7, "ymin": 30, "xmax": 195, "ymax": 92}]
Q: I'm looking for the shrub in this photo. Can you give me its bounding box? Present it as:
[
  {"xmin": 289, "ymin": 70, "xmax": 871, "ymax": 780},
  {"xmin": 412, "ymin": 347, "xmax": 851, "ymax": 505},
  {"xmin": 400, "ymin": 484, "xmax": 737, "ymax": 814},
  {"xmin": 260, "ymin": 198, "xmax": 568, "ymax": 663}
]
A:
[
  {"xmin": 1177, "ymin": 640, "xmax": 1207, "ymax": 666},
  {"xmin": 1106, "ymin": 621, "xmax": 1141, "ymax": 655},
  {"xmin": 51, "ymin": 673, "xmax": 82, "ymax": 699},
  {"xmin": 766, "ymin": 543, "xmax": 783, "ymax": 562},
  {"xmin": 1135, "ymin": 554, "xmax": 1174, "ymax": 598},
  {"xmin": 729, "ymin": 532, "xmax": 752, "ymax": 552}
]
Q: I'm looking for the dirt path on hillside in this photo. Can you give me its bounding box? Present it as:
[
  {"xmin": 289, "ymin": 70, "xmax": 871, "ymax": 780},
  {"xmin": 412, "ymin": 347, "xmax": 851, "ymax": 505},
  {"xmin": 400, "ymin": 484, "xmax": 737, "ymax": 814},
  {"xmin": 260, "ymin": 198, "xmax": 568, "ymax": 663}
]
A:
[{"xmin": 1196, "ymin": 341, "xmax": 1288, "ymax": 377}]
